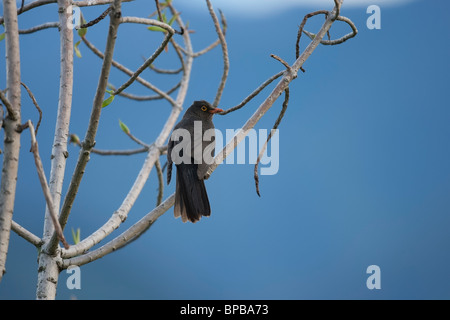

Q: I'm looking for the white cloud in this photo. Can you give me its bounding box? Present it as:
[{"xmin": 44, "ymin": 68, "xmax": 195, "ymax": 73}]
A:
[{"xmin": 181, "ymin": 0, "xmax": 418, "ymax": 16}]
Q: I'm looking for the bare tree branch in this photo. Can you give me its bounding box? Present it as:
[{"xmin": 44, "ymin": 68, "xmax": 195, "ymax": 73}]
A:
[
  {"xmin": 0, "ymin": 89, "xmax": 16, "ymax": 120},
  {"xmin": 19, "ymin": 22, "xmax": 59, "ymax": 34},
  {"xmin": 91, "ymin": 147, "xmax": 149, "ymax": 155},
  {"xmin": 62, "ymin": 0, "xmax": 354, "ymax": 264},
  {"xmin": 205, "ymin": 0, "xmax": 344, "ymax": 180},
  {"xmin": 255, "ymin": 88, "xmax": 289, "ymax": 197},
  {"xmin": 81, "ymin": 35, "xmax": 177, "ymax": 107},
  {"xmin": 303, "ymin": 15, "xmax": 357, "ymax": 45},
  {"xmin": 0, "ymin": 0, "xmax": 22, "ymax": 283},
  {"xmin": 219, "ymin": 71, "xmax": 284, "ymax": 115},
  {"xmin": 0, "ymin": 0, "xmax": 55, "ymax": 25},
  {"xmin": 155, "ymin": 158, "xmax": 164, "ymax": 206},
  {"xmin": 70, "ymin": 133, "xmax": 149, "ymax": 155},
  {"xmin": 36, "ymin": 0, "xmax": 76, "ymax": 299},
  {"xmin": 11, "ymin": 221, "xmax": 43, "ymax": 247},
  {"xmin": 206, "ymin": 0, "xmax": 228, "ymax": 108},
  {"xmin": 110, "ymin": 81, "xmax": 181, "ymax": 101},
  {"xmin": 74, "ymin": 0, "xmax": 133, "ymax": 6},
  {"xmin": 296, "ymin": 10, "xmax": 329, "ymax": 60},
  {"xmin": 61, "ymin": 194, "xmax": 175, "ymax": 268},
  {"xmin": 192, "ymin": 9, "xmax": 227, "ymax": 58},
  {"xmin": 78, "ymin": 6, "xmax": 111, "ymax": 29},
  {"xmin": 27, "ymin": 120, "xmax": 69, "ymax": 249},
  {"xmin": 61, "ymin": 2, "xmax": 193, "ymax": 259},
  {"xmin": 154, "ymin": 0, "xmax": 163, "ymax": 22},
  {"xmin": 20, "ymin": 82, "xmax": 43, "ymax": 136},
  {"xmin": 120, "ymin": 16, "xmax": 183, "ymax": 34},
  {"xmin": 57, "ymin": 0, "xmax": 123, "ymax": 245},
  {"xmin": 112, "ymin": 29, "xmax": 175, "ymax": 96},
  {"xmin": 148, "ymin": 64, "xmax": 183, "ymax": 75}
]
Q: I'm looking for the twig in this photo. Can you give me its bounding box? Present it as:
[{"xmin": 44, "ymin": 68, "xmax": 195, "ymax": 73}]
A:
[
  {"xmin": 169, "ymin": 37, "xmax": 186, "ymax": 71},
  {"xmin": 112, "ymin": 31, "xmax": 174, "ymax": 96},
  {"xmin": 11, "ymin": 221, "xmax": 43, "ymax": 247},
  {"xmin": 148, "ymin": 63, "xmax": 183, "ymax": 75},
  {"xmin": 0, "ymin": 101, "xmax": 3, "ymax": 139},
  {"xmin": 77, "ymin": 7, "xmax": 112, "ymax": 29},
  {"xmin": 0, "ymin": 0, "xmax": 130, "ymax": 25},
  {"xmin": 74, "ymin": 0, "xmax": 133, "ymax": 6},
  {"xmin": 58, "ymin": 0, "xmax": 123, "ymax": 236},
  {"xmin": 18, "ymin": 0, "xmax": 25, "ymax": 14},
  {"xmin": 19, "ymin": 22, "xmax": 59, "ymax": 34},
  {"xmin": 192, "ymin": 10, "xmax": 227, "ymax": 58},
  {"xmin": 0, "ymin": 89, "xmax": 16, "ymax": 120},
  {"xmin": 155, "ymin": 158, "xmax": 164, "ymax": 206},
  {"xmin": 302, "ymin": 15, "xmax": 357, "ymax": 45},
  {"xmin": 121, "ymin": 16, "xmax": 183, "ymax": 34},
  {"xmin": 205, "ymin": 1, "xmax": 345, "ymax": 180},
  {"xmin": 61, "ymin": 2, "xmax": 194, "ymax": 259},
  {"xmin": 110, "ymin": 81, "xmax": 181, "ymax": 101},
  {"xmin": 61, "ymin": 194, "xmax": 175, "ymax": 268},
  {"xmin": 333, "ymin": 0, "xmax": 341, "ymax": 20},
  {"xmin": 219, "ymin": 71, "xmax": 284, "ymax": 115},
  {"xmin": 270, "ymin": 54, "xmax": 291, "ymax": 70},
  {"xmin": 125, "ymin": 132, "xmax": 151, "ymax": 148},
  {"xmin": 296, "ymin": 10, "xmax": 329, "ymax": 60},
  {"xmin": 21, "ymin": 82, "xmax": 43, "ymax": 137},
  {"xmin": 154, "ymin": 0, "xmax": 163, "ymax": 22},
  {"xmin": 63, "ymin": 0, "xmax": 356, "ymax": 266},
  {"xmin": 254, "ymin": 88, "xmax": 289, "ymax": 197},
  {"xmin": 27, "ymin": 120, "xmax": 69, "ymax": 249},
  {"xmin": 295, "ymin": 0, "xmax": 343, "ymax": 58},
  {"xmin": 70, "ymin": 133, "xmax": 149, "ymax": 155},
  {"xmin": 81, "ymin": 35, "xmax": 177, "ymax": 107},
  {"xmin": 92, "ymin": 147, "xmax": 149, "ymax": 156},
  {"xmin": 206, "ymin": 0, "xmax": 229, "ymax": 108},
  {"xmin": 0, "ymin": 0, "xmax": 55, "ymax": 25}
]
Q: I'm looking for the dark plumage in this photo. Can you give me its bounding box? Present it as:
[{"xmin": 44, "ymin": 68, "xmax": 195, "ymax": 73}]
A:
[{"xmin": 167, "ymin": 100, "xmax": 223, "ymax": 223}]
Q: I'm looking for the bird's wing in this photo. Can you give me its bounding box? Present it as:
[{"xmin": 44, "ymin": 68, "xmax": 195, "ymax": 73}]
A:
[{"xmin": 166, "ymin": 138, "xmax": 174, "ymax": 185}]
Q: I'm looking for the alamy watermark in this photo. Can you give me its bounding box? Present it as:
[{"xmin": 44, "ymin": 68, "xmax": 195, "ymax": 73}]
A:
[
  {"xmin": 170, "ymin": 121, "xmax": 280, "ymax": 176},
  {"xmin": 66, "ymin": 5, "xmax": 82, "ymax": 30},
  {"xmin": 366, "ymin": 265, "xmax": 381, "ymax": 290},
  {"xmin": 367, "ymin": 5, "xmax": 381, "ymax": 30},
  {"xmin": 66, "ymin": 265, "xmax": 81, "ymax": 290}
]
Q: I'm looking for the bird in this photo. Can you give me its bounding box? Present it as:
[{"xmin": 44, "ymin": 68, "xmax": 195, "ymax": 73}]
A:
[{"xmin": 167, "ymin": 100, "xmax": 223, "ymax": 223}]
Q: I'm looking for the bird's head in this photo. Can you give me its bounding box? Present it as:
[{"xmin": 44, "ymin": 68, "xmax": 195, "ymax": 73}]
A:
[{"xmin": 185, "ymin": 100, "xmax": 223, "ymax": 120}]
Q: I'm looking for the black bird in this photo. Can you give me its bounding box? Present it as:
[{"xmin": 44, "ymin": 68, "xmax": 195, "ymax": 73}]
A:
[{"xmin": 167, "ymin": 100, "xmax": 223, "ymax": 223}]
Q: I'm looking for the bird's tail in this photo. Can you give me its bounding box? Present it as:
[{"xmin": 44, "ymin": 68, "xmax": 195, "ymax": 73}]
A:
[{"xmin": 174, "ymin": 163, "xmax": 211, "ymax": 223}]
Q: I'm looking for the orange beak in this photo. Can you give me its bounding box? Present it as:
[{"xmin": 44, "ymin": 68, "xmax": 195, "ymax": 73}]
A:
[{"xmin": 208, "ymin": 108, "xmax": 223, "ymax": 114}]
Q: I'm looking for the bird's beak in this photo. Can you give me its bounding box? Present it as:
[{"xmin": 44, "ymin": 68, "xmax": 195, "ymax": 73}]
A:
[{"xmin": 208, "ymin": 108, "xmax": 224, "ymax": 114}]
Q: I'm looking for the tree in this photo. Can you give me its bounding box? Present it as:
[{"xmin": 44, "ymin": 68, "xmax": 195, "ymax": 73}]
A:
[{"xmin": 0, "ymin": 0, "xmax": 356, "ymax": 299}]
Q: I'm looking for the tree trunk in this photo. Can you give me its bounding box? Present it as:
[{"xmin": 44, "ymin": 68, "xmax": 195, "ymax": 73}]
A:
[{"xmin": 0, "ymin": 0, "xmax": 21, "ymax": 283}]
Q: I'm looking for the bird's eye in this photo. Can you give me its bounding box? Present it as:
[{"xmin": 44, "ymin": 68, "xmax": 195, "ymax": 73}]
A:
[{"xmin": 201, "ymin": 106, "xmax": 208, "ymax": 112}]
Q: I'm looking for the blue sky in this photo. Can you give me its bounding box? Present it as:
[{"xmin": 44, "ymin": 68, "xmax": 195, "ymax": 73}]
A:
[{"xmin": 1, "ymin": 0, "xmax": 449, "ymax": 300}]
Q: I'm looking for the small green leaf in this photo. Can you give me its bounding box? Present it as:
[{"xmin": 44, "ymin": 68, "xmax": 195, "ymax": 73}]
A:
[
  {"xmin": 74, "ymin": 40, "xmax": 82, "ymax": 58},
  {"xmin": 106, "ymin": 88, "xmax": 115, "ymax": 95},
  {"xmin": 71, "ymin": 228, "xmax": 81, "ymax": 244},
  {"xmin": 102, "ymin": 94, "xmax": 115, "ymax": 108},
  {"xmin": 0, "ymin": 33, "xmax": 5, "ymax": 42},
  {"xmin": 147, "ymin": 26, "xmax": 166, "ymax": 32},
  {"xmin": 77, "ymin": 14, "xmax": 87, "ymax": 37},
  {"xmin": 77, "ymin": 26, "xmax": 87, "ymax": 38},
  {"xmin": 168, "ymin": 13, "xmax": 178, "ymax": 26},
  {"xmin": 69, "ymin": 134, "xmax": 81, "ymax": 145},
  {"xmin": 118, "ymin": 119, "xmax": 130, "ymax": 135}
]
